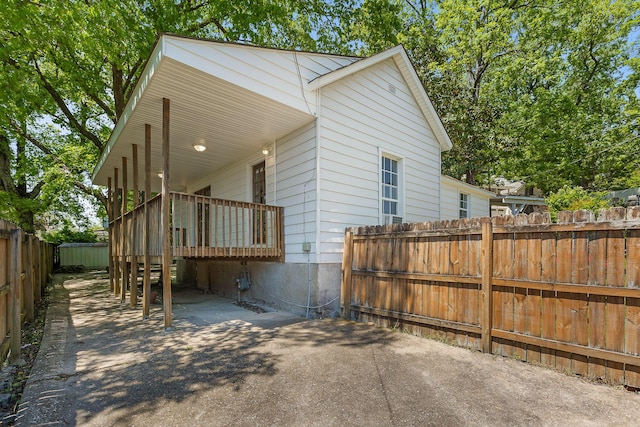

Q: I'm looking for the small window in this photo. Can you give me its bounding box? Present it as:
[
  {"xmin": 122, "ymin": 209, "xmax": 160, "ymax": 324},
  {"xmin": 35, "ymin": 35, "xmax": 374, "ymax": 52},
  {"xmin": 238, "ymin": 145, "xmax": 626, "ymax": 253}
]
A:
[
  {"xmin": 381, "ymin": 156, "xmax": 399, "ymax": 215},
  {"xmin": 459, "ymin": 193, "xmax": 469, "ymax": 218}
]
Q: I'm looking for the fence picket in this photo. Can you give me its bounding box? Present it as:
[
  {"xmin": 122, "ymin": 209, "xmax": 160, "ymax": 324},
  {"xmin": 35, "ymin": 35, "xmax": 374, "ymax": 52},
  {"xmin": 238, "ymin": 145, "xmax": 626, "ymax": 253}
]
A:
[
  {"xmin": 513, "ymin": 214, "xmax": 528, "ymax": 360},
  {"xmin": 603, "ymin": 208, "xmax": 626, "ymax": 383},
  {"xmin": 585, "ymin": 209, "xmax": 607, "ymax": 380},
  {"xmin": 626, "ymin": 207, "xmax": 640, "ymax": 387},
  {"xmin": 570, "ymin": 210, "xmax": 590, "ymax": 377}
]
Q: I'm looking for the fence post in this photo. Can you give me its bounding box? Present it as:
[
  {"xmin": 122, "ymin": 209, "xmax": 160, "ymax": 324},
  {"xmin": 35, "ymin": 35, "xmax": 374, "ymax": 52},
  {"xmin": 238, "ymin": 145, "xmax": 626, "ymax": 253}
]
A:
[
  {"xmin": 24, "ymin": 235, "xmax": 34, "ymax": 321},
  {"xmin": 481, "ymin": 218, "xmax": 494, "ymax": 353},
  {"xmin": 9, "ymin": 228, "xmax": 22, "ymax": 362},
  {"xmin": 341, "ymin": 229, "xmax": 354, "ymax": 320}
]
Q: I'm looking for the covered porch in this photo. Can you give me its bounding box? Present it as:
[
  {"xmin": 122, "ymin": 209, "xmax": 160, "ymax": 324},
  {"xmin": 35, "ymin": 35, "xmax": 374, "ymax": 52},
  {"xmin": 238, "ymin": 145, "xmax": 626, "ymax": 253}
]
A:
[{"xmin": 92, "ymin": 36, "xmax": 319, "ymax": 328}]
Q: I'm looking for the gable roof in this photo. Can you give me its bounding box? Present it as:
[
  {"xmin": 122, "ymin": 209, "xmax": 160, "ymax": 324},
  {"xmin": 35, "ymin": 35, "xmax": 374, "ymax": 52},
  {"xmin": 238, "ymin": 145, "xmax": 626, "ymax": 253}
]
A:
[
  {"xmin": 92, "ymin": 34, "xmax": 358, "ymax": 189},
  {"xmin": 308, "ymin": 45, "xmax": 453, "ymax": 151},
  {"xmin": 92, "ymin": 36, "xmax": 452, "ymax": 191}
]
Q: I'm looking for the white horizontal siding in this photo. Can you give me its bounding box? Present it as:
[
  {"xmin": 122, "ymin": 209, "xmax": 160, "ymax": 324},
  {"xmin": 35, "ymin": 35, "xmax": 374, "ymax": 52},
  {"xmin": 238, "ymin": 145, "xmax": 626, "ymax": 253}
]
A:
[
  {"xmin": 440, "ymin": 178, "xmax": 460, "ymax": 220},
  {"xmin": 440, "ymin": 176, "xmax": 492, "ymax": 220},
  {"xmin": 165, "ymin": 37, "xmax": 357, "ymax": 117},
  {"xmin": 272, "ymin": 123, "xmax": 318, "ymax": 263},
  {"xmin": 318, "ymin": 58, "xmax": 442, "ymax": 263}
]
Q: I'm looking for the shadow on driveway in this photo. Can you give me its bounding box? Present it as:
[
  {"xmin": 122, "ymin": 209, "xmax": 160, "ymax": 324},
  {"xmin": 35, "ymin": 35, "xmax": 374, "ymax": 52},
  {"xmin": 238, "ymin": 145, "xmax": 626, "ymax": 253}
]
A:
[{"xmin": 16, "ymin": 272, "xmax": 640, "ymax": 426}]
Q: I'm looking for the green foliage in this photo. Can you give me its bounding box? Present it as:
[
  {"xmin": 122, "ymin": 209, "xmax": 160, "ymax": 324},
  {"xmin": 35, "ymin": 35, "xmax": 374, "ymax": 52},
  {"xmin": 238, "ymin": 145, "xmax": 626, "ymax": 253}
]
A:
[
  {"xmin": 545, "ymin": 186, "xmax": 611, "ymax": 221},
  {"xmin": 350, "ymin": 0, "xmax": 639, "ymax": 192},
  {"xmin": 0, "ymin": 0, "xmax": 637, "ymax": 232},
  {"xmin": 41, "ymin": 226, "xmax": 98, "ymax": 245},
  {"xmin": 0, "ymin": 0, "xmax": 362, "ymax": 232}
]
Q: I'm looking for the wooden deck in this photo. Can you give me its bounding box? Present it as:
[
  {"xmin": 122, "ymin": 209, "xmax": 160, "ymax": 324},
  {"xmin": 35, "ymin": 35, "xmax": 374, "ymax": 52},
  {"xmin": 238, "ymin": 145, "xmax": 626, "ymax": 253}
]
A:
[{"xmin": 111, "ymin": 192, "xmax": 284, "ymax": 263}]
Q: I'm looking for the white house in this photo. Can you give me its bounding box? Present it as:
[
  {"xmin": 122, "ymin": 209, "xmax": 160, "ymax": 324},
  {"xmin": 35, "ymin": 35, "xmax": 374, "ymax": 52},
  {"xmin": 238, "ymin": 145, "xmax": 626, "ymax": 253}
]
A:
[
  {"xmin": 91, "ymin": 34, "xmax": 453, "ymax": 324},
  {"xmin": 440, "ymin": 175, "xmax": 494, "ymax": 220}
]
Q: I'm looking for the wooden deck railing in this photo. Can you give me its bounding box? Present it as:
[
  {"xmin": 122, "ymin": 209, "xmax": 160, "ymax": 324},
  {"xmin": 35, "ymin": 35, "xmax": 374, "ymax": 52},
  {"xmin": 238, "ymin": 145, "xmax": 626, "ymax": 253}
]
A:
[{"xmin": 112, "ymin": 192, "xmax": 284, "ymax": 261}]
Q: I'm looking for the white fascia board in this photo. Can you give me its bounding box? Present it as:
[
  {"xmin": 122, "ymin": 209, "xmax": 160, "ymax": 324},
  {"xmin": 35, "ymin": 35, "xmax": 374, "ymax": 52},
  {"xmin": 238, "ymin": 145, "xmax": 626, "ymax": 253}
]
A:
[
  {"xmin": 308, "ymin": 45, "xmax": 453, "ymax": 152},
  {"xmin": 307, "ymin": 46, "xmax": 402, "ymax": 90},
  {"xmin": 441, "ymin": 175, "xmax": 496, "ymax": 198},
  {"xmin": 92, "ymin": 36, "xmax": 165, "ymax": 182}
]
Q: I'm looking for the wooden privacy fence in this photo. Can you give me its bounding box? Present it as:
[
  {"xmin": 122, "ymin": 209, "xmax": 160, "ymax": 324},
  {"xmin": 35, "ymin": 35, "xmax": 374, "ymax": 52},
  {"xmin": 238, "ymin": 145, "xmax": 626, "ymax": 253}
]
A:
[
  {"xmin": 341, "ymin": 207, "xmax": 640, "ymax": 388},
  {"xmin": 0, "ymin": 220, "xmax": 54, "ymax": 363}
]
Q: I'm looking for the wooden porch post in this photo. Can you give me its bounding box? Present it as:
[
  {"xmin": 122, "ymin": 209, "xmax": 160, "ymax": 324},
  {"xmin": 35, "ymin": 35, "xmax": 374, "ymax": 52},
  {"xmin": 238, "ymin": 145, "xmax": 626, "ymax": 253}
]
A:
[
  {"xmin": 113, "ymin": 167, "xmax": 120, "ymax": 297},
  {"xmin": 107, "ymin": 176, "xmax": 114, "ymax": 292},
  {"xmin": 143, "ymin": 124, "xmax": 151, "ymax": 318},
  {"xmin": 162, "ymin": 98, "xmax": 172, "ymax": 329},
  {"xmin": 130, "ymin": 144, "xmax": 139, "ymax": 308},
  {"xmin": 121, "ymin": 156, "xmax": 128, "ymax": 303}
]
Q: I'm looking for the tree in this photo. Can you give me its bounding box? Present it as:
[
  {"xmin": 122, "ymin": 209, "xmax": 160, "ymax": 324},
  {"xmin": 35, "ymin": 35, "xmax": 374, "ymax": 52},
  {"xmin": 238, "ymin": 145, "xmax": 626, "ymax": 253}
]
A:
[
  {"xmin": 0, "ymin": 0, "xmax": 360, "ymax": 232},
  {"xmin": 348, "ymin": 0, "xmax": 639, "ymax": 192}
]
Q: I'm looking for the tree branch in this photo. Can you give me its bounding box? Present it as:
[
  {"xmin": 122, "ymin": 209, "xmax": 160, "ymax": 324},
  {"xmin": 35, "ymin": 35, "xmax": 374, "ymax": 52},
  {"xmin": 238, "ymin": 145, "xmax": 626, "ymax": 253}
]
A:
[
  {"xmin": 112, "ymin": 63, "xmax": 125, "ymax": 120},
  {"xmin": 32, "ymin": 59, "xmax": 104, "ymax": 149},
  {"xmin": 6, "ymin": 117, "xmax": 107, "ymax": 207},
  {"xmin": 123, "ymin": 58, "xmax": 143, "ymax": 99},
  {"xmin": 186, "ymin": 17, "xmax": 227, "ymax": 35}
]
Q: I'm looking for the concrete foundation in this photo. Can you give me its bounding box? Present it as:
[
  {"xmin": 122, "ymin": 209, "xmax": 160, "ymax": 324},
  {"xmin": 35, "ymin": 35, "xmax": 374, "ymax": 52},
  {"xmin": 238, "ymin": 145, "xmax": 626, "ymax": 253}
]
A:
[{"xmin": 175, "ymin": 259, "xmax": 342, "ymax": 318}]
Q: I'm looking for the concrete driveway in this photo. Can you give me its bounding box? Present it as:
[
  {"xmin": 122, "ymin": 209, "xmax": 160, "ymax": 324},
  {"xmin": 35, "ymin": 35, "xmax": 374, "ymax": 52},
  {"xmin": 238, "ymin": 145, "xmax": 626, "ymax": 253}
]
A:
[{"xmin": 16, "ymin": 272, "xmax": 640, "ymax": 426}]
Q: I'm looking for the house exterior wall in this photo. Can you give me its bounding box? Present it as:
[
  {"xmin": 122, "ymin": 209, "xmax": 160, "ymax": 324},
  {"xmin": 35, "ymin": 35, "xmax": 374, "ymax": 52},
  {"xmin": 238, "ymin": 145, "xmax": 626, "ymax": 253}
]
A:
[
  {"xmin": 440, "ymin": 176, "xmax": 492, "ymax": 220},
  {"xmin": 317, "ymin": 58, "xmax": 442, "ymax": 263},
  {"xmin": 174, "ymin": 51, "xmax": 447, "ymax": 316},
  {"xmin": 179, "ymin": 259, "xmax": 341, "ymax": 317},
  {"xmin": 186, "ymin": 122, "xmax": 318, "ymax": 263}
]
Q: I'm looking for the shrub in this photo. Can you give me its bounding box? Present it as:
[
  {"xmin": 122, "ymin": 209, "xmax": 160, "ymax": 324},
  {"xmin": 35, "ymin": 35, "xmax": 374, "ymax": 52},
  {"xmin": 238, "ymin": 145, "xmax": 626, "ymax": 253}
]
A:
[{"xmin": 545, "ymin": 186, "xmax": 610, "ymax": 222}]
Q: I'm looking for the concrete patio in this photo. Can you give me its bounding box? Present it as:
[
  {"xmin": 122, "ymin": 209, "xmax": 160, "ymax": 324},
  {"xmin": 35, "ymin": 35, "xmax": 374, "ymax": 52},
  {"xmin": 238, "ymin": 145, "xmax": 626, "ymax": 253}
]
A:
[{"xmin": 16, "ymin": 271, "xmax": 640, "ymax": 426}]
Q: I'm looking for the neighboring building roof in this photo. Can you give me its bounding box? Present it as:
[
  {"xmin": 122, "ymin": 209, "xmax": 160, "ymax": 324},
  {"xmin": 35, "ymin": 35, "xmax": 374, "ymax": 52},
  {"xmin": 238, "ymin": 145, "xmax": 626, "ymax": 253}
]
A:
[
  {"xmin": 58, "ymin": 242, "xmax": 109, "ymax": 248},
  {"xmin": 491, "ymin": 195, "xmax": 547, "ymax": 206}
]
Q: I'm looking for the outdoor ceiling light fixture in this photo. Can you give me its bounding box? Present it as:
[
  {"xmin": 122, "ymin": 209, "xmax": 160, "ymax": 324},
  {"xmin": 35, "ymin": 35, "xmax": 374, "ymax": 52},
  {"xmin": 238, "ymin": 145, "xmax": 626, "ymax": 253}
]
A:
[
  {"xmin": 193, "ymin": 144, "xmax": 207, "ymax": 152},
  {"xmin": 262, "ymin": 147, "xmax": 270, "ymax": 155}
]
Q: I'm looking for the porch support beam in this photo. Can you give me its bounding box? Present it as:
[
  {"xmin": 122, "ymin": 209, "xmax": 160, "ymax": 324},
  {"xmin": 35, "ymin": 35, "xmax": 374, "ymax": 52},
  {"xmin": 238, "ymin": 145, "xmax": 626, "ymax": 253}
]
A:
[
  {"xmin": 113, "ymin": 167, "xmax": 120, "ymax": 297},
  {"xmin": 162, "ymin": 98, "xmax": 172, "ymax": 329},
  {"xmin": 130, "ymin": 144, "xmax": 139, "ymax": 308},
  {"xmin": 120, "ymin": 156, "xmax": 128, "ymax": 303},
  {"xmin": 107, "ymin": 176, "xmax": 114, "ymax": 292},
  {"xmin": 143, "ymin": 124, "xmax": 151, "ymax": 318}
]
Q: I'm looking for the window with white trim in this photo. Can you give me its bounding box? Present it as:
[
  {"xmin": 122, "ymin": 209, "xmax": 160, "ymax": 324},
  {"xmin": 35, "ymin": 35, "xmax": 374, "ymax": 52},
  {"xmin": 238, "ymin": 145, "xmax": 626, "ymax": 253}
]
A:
[
  {"xmin": 381, "ymin": 156, "xmax": 399, "ymax": 216},
  {"xmin": 459, "ymin": 193, "xmax": 469, "ymax": 218}
]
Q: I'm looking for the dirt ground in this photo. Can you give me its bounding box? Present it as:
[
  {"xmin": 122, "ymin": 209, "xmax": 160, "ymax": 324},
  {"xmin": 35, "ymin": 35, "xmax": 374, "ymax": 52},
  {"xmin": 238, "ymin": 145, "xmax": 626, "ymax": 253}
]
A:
[{"xmin": 13, "ymin": 271, "xmax": 640, "ymax": 426}]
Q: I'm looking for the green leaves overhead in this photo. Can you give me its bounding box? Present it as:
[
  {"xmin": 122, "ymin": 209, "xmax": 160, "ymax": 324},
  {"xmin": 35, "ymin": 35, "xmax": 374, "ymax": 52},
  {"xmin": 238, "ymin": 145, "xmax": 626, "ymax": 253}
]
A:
[
  {"xmin": 426, "ymin": 0, "xmax": 638, "ymax": 192},
  {"xmin": 0, "ymin": 0, "xmax": 638, "ymax": 233},
  {"xmin": 0, "ymin": 0, "xmax": 360, "ymax": 231}
]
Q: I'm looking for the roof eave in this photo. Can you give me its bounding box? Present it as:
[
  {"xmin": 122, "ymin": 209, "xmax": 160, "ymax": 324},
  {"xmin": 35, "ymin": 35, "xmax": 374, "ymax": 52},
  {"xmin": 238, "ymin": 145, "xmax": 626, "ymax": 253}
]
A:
[{"xmin": 91, "ymin": 35, "xmax": 165, "ymax": 183}]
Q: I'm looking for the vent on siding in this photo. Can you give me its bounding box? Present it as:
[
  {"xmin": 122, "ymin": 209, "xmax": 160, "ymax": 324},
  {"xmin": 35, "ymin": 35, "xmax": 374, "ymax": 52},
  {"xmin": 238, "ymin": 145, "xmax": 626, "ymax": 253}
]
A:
[{"xmin": 388, "ymin": 84, "xmax": 396, "ymax": 94}]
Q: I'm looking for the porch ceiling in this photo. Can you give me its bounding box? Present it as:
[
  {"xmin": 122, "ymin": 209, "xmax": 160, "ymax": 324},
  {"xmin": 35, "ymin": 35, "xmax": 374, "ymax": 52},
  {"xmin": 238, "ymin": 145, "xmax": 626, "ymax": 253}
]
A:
[{"xmin": 92, "ymin": 57, "xmax": 316, "ymax": 193}]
